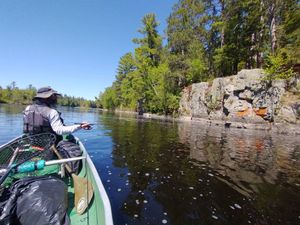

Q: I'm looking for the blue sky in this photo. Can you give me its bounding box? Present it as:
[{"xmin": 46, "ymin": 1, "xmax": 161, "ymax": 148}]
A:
[{"xmin": 0, "ymin": 0, "xmax": 177, "ymax": 100}]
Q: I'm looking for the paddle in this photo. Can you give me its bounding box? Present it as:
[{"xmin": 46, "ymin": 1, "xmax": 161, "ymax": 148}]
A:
[
  {"xmin": 0, "ymin": 133, "xmax": 56, "ymax": 186},
  {"xmin": 52, "ymin": 146, "xmax": 94, "ymax": 215}
]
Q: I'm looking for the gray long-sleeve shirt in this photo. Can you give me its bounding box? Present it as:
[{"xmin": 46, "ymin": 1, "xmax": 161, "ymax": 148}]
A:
[
  {"xmin": 24, "ymin": 105, "xmax": 81, "ymax": 135},
  {"xmin": 48, "ymin": 108, "xmax": 81, "ymax": 135}
]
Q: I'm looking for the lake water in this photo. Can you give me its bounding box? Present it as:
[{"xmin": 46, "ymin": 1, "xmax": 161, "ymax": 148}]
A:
[{"xmin": 0, "ymin": 104, "xmax": 300, "ymax": 225}]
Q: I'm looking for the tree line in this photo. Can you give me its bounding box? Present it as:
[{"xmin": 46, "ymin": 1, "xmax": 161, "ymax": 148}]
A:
[
  {"xmin": 98, "ymin": 0, "xmax": 299, "ymax": 115},
  {"xmin": 0, "ymin": 82, "xmax": 97, "ymax": 108}
]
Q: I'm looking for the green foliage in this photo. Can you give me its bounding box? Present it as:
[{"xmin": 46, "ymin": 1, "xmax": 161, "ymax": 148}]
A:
[
  {"xmin": 58, "ymin": 95, "xmax": 96, "ymax": 108},
  {"xmin": 100, "ymin": 86, "xmax": 119, "ymax": 109},
  {"xmin": 133, "ymin": 13, "xmax": 162, "ymax": 67},
  {"xmin": 206, "ymin": 93, "xmax": 222, "ymax": 113},
  {"xmin": 99, "ymin": 0, "xmax": 299, "ymax": 115},
  {"xmin": 278, "ymin": 1, "xmax": 300, "ymax": 64},
  {"xmin": 116, "ymin": 53, "xmax": 136, "ymax": 82},
  {"xmin": 100, "ymin": 13, "xmax": 179, "ymax": 114},
  {"xmin": 120, "ymin": 71, "xmax": 145, "ymax": 109},
  {"xmin": 264, "ymin": 53, "xmax": 297, "ymax": 80},
  {"xmin": 0, "ymin": 83, "xmax": 36, "ymax": 104},
  {"xmin": 296, "ymin": 83, "xmax": 300, "ymax": 93},
  {"xmin": 0, "ymin": 83, "xmax": 96, "ymax": 108},
  {"xmin": 167, "ymin": 0, "xmax": 208, "ymax": 86}
]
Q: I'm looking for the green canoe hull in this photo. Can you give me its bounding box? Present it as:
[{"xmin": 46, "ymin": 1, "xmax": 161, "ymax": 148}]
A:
[
  {"xmin": 68, "ymin": 138, "xmax": 113, "ymax": 225},
  {"xmin": 0, "ymin": 135, "xmax": 113, "ymax": 225}
]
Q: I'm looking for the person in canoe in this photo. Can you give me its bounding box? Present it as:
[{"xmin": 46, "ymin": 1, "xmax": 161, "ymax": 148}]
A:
[
  {"xmin": 0, "ymin": 87, "xmax": 98, "ymax": 224},
  {"xmin": 23, "ymin": 86, "xmax": 91, "ymax": 171},
  {"xmin": 23, "ymin": 86, "xmax": 91, "ymax": 141}
]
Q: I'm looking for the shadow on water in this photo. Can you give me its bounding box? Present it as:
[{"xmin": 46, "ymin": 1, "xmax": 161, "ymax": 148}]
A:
[{"xmin": 99, "ymin": 112, "xmax": 300, "ymax": 225}]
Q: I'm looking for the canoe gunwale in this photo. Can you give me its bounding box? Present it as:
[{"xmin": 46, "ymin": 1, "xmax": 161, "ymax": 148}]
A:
[{"xmin": 77, "ymin": 137, "xmax": 114, "ymax": 225}]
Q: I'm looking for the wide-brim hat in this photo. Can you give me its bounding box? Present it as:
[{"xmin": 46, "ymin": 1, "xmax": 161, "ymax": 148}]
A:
[{"xmin": 34, "ymin": 87, "xmax": 62, "ymax": 99}]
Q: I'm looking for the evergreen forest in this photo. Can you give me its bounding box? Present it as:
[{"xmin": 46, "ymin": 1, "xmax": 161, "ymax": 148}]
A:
[{"xmin": 98, "ymin": 0, "xmax": 299, "ymax": 115}]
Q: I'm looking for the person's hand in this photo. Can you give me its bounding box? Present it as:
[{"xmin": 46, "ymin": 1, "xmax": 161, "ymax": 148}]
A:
[{"xmin": 80, "ymin": 122, "xmax": 92, "ymax": 130}]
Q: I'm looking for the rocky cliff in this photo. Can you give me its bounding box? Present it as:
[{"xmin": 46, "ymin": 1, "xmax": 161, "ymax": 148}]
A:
[{"xmin": 179, "ymin": 69, "xmax": 300, "ymax": 134}]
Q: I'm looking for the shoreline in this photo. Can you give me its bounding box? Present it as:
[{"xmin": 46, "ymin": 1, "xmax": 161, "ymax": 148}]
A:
[
  {"xmin": 2, "ymin": 103, "xmax": 299, "ymax": 135},
  {"xmin": 134, "ymin": 112, "xmax": 300, "ymax": 135}
]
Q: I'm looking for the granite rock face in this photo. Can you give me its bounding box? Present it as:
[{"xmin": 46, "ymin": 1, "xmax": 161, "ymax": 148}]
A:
[{"xmin": 179, "ymin": 69, "xmax": 300, "ymax": 134}]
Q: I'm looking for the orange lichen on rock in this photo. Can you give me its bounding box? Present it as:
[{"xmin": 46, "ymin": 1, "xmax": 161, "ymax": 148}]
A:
[
  {"xmin": 236, "ymin": 108, "xmax": 250, "ymax": 117},
  {"xmin": 254, "ymin": 139, "xmax": 264, "ymax": 152},
  {"xmin": 254, "ymin": 108, "xmax": 267, "ymax": 117}
]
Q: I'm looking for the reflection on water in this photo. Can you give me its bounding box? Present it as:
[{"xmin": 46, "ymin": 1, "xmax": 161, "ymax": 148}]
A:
[
  {"xmin": 179, "ymin": 123, "xmax": 300, "ymax": 196},
  {"xmin": 0, "ymin": 105, "xmax": 300, "ymax": 225},
  {"xmin": 100, "ymin": 115, "xmax": 300, "ymax": 225}
]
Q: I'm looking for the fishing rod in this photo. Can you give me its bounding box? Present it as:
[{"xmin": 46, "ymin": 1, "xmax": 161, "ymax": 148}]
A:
[{"xmin": 74, "ymin": 123, "xmax": 96, "ymax": 126}]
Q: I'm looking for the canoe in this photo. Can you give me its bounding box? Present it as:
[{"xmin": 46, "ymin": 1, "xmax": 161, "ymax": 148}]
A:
[
  {"xmin": 0, "ymin": 134, "xmax": 114, "ymax": 225},
  {"xmin": 68, "ymin": 136, "xmax": 113, "ymax": 225}
]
